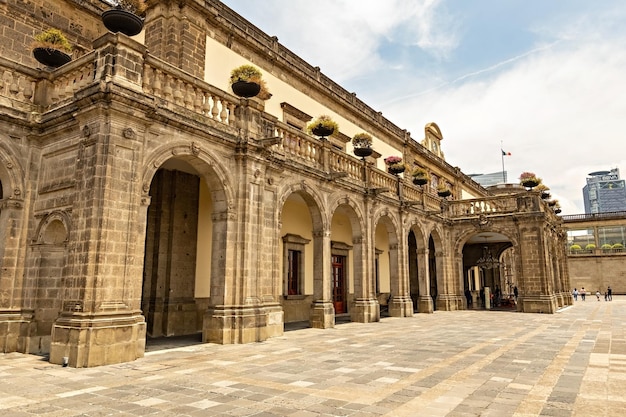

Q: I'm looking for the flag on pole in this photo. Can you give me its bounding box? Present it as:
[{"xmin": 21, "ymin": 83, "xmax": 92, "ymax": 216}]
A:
[{"xmin": 502, "ymin": 150, "xmax": 511, "ymax": 156}]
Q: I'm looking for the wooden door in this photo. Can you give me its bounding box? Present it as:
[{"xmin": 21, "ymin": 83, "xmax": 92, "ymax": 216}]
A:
[{"xmin": 332, "ymin": 255, "xmax": 346, "ymax": 314}]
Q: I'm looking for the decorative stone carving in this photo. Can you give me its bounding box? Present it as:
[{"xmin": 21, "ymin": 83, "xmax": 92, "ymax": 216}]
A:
[
  {"xmin": 191, "ymin": 141, "xmax": 200, "ymax": 155},
  {"xmin": 123, "ymin": 128, "xmax": 136, "ymax": 139},
  {"xmin": 82, "ymin": 125, "xmax": 91, "ymax": 137}
]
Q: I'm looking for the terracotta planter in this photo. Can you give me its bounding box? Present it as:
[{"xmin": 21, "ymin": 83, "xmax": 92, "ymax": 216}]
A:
[
  {"xmin": 353, "ymin": 146, "xmax": 373, "ymax": 158},
  {"xmin": 33, "ymin": 47, "xmax": 71, "ymax": 68},
  {"xmin": 102, "ymin": 8, "xmax": 144, "ymax": 36},
  {"xmin": 231, "ymin": 80, "xmax": 261, "ymax": 98},
  {"xmin": 311, "ymin": 125, "xmax": 334, "ymax": 137}
]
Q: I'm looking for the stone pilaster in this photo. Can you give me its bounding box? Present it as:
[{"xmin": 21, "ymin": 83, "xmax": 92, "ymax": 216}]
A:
[{"xmin": 310, "ymin": 301, "xmax": 335, "ymax": 329}]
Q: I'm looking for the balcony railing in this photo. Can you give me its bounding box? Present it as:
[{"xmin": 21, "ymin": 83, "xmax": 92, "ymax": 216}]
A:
[{"xmin": 1, "ymin": 34, "xmax": 545, "ymax": 221}]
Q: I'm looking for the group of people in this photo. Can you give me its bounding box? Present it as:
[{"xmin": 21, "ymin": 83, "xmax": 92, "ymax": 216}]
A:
[{"xmin": 572, "ymin": 286, "xmax": 612, "ymax": 301}]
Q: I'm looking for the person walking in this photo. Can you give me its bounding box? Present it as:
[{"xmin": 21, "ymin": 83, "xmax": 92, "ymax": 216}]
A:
[
  {"xmin": 572, "ymin": 288, "xmax": 579, "ymax": 301},
  {"xmin": 581, "ymin": 287, "xmax": 586, "ymax": 301},
  {"xmin": 608, "ymin": 286, "xmax": 613, "ymax": 301},
  {"xmin": 596, "ymin": 290, "xmax": 601, "ymax": 301}
]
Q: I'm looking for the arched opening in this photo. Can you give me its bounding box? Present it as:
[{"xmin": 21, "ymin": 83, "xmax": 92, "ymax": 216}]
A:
[
  {"xmin": 428, "ymin": 235, "xmax": 438, "ymax": 310},
  {"xmin": 29, "ymin": 217, "xmax": 68, "ymax": 353},
  {"xmin": 408, "ymin": 230, "xmax": 419, "ymax": 311},
  {"xmin": 462, "ymin": 231, "xmax": 515, "ymax": 310},
  {"xmin": 279, "ymin": 191, "xmax": 322, "ymax": 326},
  {"xmin": 141, "ymin": 158, "xmax": 215, "ymax": 345}
]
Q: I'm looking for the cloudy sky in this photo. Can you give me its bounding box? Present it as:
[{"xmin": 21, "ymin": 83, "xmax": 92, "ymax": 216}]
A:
[{"xmin": 221, "ymin": 0, "xmax": 626, "ymax": 215}]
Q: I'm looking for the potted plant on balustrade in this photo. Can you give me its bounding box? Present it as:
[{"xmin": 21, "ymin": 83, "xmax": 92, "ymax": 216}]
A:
[
  {"xmin": 411, "ymin": 167, "xmax": 430, "ymax": 186},
  {"xmin": 32, "ymin": 28, "xmax": 72, "ymax": 68},
  {"xmin": 436, "ymin": 183, "xmax": 452, "ymax": 198},
  {"xmin": 553, "ymin": 201, "xmax": 562, "ymax": 214},
  {"xmin": 102, "ymin": 0, "xmax": 147, "ymax": 37},
  {"xmin": 535, "ymin": 184, "xmax": 551, "ymax": 199},
  {"xmin": 352, "ymin": 132, "xmax": 373, "ymax": 158},
  {"xmin": 307, "ymin": 115, "xmax": 339, "ymax": 138},
  {"xmin": 384, "ymin": 156, "xmax": 405, "ymax": 175},
  {"xmin": 229, "ymin": 64, "xmax": 271, "ymax": 99},
  {"xmin": 519, "ymin": 171, "xmax": 542, "ymax": 189}
]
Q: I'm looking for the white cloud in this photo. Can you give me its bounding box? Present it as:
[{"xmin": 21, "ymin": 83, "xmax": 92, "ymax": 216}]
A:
[
  {"xmin": 386, "ymin": 37, "xmax": 626, "ymax": 214},
  {"xmin": 229, "ymin": 0, "xmax": 459, "ymax": 81}
]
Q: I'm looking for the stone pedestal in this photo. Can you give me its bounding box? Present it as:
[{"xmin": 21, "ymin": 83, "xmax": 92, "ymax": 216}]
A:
[
  {"xmin": 0, "ymin": 310, "xmax": 32, "ymax": 353},
  {"xmin": 417, "ymin": 295, "xmax": 434, "ymax": 314},
  {"xmin": 310, "ymin": 301, "xmax": 335, "ymax": 329},
  {"xmin": 436, "ymin": 294, "xmax": 463, "ymax": 311},
  {"xmin": 389, "ymin": 296, "xmax": 413, "ymax": 317},
  {"xmin": 203, "ymin": 306, "xmax": 274, "ymax": 344},
  {"xmin": 49, "ymin": 311, "xmax": 146, "ymax": 368},
  {"xmin": 350, "ymin": 298, "xmax": 380, "ymax": 323},
  {"xmin": 519, "ymin": 295, "xmax": 557, "ymax": 313}
]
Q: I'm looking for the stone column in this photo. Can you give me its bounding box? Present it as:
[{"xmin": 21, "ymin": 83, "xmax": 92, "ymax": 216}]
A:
[
  {"xmin": 417, "ymin": 247, "xmax": 434, "ymax": 313},
  {"xmin": 310, "ymin": 229, "xmax": 334, "ymax": 328},
  {"xmin": 350, "ymin": 236, "xmax": 380, "ymax": 323},
  {"xmin": 388, "ymin": 239, "xmax": 413, "ymax": 317}
]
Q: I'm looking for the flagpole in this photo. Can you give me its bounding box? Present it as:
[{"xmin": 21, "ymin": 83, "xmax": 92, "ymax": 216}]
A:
[{"xmin": 501, "ymin": 141, "xmax": 506, "ymax": 183}]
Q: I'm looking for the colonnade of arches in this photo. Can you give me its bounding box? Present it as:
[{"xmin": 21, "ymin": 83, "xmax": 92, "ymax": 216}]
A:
[{"xmin": 1, "ymin": 143, "xmax": 569, "ymax": 361}]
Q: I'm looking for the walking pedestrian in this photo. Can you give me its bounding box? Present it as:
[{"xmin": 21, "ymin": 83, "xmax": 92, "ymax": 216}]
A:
[
  {"xmin": 581, "ymin": 287, "xmax": 586, "ymax": 301},
  {"xmin": 572, "ymin": 288, "xmax": 579, "ymax": 301},
  {"xmin": 608, "ymin": 286, "xmax": 612, "ymax": 301}
]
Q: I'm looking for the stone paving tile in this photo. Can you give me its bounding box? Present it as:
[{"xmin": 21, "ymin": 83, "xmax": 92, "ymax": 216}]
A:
[{"xmin": 3, "ymin": 298, "xmax": 626, "ymax": 416}]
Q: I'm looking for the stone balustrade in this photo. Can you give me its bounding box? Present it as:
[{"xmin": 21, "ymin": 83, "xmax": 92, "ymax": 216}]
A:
[
  {"xmin": 0, "ymin": 58, "xmax": 38, "ymax": 114},
  {"xmin": 143, "ymin": 55, "xmax": 237, "ymax": 127},
  {"xmin": 1, "ymin": 35, "xmax": 497, "ymax": 216},
  {"xmin": 370, "ymin": 170, "xmax": 397, "ymax": 193},
  {"xmin": 274, "ymin": 123, "xmax": 323, "ymax": 168},
  {"xmin": 328, "ymin": 150, "xmax": 363, "ymax": 181},
  {"xmin": 447, "ymin": 194, "xmax": 540, "ymax": 218}
]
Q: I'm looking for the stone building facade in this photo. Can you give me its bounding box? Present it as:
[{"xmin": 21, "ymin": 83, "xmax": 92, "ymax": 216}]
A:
[
  {"xmin": 0, "ymin": 0, "xmax": 570, "ymax": 367},
  {"xmin": 564, "ymin": 211, "xmax": 626, "ymax": 293}
]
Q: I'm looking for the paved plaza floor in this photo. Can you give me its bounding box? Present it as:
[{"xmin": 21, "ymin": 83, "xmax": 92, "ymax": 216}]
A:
[{"xmin": 1, "ymin": 297, "xmax": 625, "ymax": 416}]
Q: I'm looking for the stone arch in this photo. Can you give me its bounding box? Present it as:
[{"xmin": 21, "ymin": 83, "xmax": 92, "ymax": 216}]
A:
[
  {"xmin": 141, "ymin": 141, "xmax": 235, "ymax": 215},
  {"xmin": 328, "ymin": 194, "xmax": 367, "ymax": 318},
  {"xmin": 455, "ymin": 227, "xmax": 518, "ymax": 311},
  {"xmin": 371, "ymin": 208, "xmax": 401, "ymax": 308},
  {"xmin": 407, "ymin": 219, "xmax": 429, "ymax": 312},
  {"xmin": 426, "ymin": 225, "xmax": 446, "ymax": 310},
  {"xmin": 277, "ymin": 179, "xmax": 328, "ymax": 232},
  {"xmin": 139, "ymin": 142, "xmax": 237, "ymax": 340},
  {"xmin": 276, "ymin": 179, "xmax": 329, "ymax": 327},
  {"xmin": 0, "ymin": 141, "xmax": 26, "ymax": 202},
  {"xmin": 35, "ymin": 211, "xmax": 71, "ymax": 244},
  {"xmin": 27, "ymin": 211, "xmax": 71, "ymax": 353}
]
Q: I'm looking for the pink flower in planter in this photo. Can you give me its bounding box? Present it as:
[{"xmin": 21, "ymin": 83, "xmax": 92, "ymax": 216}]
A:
[{"xmin": 384, "ymin": 156, "xmax": 403, "ymax": 165}]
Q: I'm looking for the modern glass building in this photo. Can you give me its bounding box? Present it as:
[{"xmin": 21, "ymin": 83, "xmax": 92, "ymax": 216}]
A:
[{"xmin": 583, "ymin": 168, "xmax": 626, "ymax": 214}]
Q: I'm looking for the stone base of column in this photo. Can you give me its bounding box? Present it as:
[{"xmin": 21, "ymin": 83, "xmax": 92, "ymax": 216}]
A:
[
  {"xmin": 350, "ymin": 298, "xmax": 380, "ymax": 323},
  {"xmin": 436, "ymin": 294, "xmax": 463, "ymax": 311},
  {"xmin": 0, "ymin": 309, "xmax": 33, "ymax": 353},
  {"xmin": 49, "ymin": 311, "xmax": 146, "ymax": 368},
  {"xmin": 265, "ymin": 303, "xmax": 285, "ymax": 338},
  {"xmin": 519, "ymin": 295, "xmax": 557, "ymax": 313},
  {"xmin": 417, "ymin": 295, "xmax": 434, "ymax": 314},
  {"xmin": 203, "ymin": 305, "xmax": 279, "ymax": 344},
  {"xmin": 389, "ymin": 296, "xmax": 413, "ymax": 317},
  {"xmin": 310, "ymin": 301, "xmax": 335, "ymax": 329}
]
